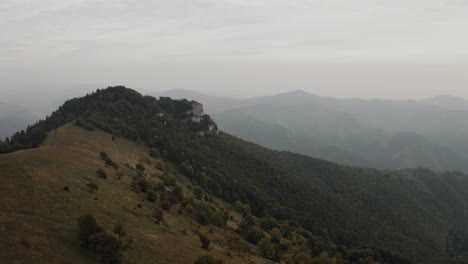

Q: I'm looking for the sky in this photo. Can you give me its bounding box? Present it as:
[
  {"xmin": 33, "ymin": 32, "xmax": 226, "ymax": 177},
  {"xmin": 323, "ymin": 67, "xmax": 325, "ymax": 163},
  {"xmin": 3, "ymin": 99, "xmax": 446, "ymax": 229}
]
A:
[{"xmin": 1, "ymin": 0, "xmax": 468, "ymax": 99}]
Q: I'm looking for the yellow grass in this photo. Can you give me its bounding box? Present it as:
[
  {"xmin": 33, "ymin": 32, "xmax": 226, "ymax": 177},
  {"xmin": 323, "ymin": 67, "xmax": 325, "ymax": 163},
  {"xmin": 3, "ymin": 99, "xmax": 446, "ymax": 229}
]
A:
[{"xmin": 0, "ymin": 123, "xmax": 268, "ymax": 264}]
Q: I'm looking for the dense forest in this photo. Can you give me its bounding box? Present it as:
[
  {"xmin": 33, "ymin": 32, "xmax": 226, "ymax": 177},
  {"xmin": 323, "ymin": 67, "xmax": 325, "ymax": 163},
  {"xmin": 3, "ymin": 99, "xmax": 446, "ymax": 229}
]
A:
[{"xmin": 1, "ymin": 86, "xmax": 467, "ymax": 264}]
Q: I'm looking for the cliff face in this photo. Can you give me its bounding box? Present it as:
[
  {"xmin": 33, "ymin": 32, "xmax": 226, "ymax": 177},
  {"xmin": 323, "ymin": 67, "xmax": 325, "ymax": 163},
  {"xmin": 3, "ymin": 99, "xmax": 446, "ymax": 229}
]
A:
[{"xmin": 186, "ymin": 101, "xmax": 204, "ymax": 123}]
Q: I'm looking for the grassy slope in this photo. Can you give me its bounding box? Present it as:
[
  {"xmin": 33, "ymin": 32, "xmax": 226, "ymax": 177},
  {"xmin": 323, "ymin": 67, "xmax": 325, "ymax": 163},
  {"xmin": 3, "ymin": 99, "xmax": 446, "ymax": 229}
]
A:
[{"xmin": 0, "ymin": 123, "xmax": 267, "ymax": 264}]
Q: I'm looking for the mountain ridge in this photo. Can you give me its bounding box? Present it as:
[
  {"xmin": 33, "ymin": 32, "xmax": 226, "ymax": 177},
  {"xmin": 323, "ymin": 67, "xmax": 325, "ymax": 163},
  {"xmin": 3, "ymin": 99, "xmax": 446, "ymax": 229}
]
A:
[{"xmin": 1, "ymin": 86, "xmax": 467, "ymax": 264}]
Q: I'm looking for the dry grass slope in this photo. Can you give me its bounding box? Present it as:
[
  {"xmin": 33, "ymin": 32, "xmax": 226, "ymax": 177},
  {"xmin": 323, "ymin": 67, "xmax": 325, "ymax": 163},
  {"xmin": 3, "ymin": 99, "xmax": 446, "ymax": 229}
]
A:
[{"xmin": 0, "ymin": 123, "xmax": 268, "ymax": 264}]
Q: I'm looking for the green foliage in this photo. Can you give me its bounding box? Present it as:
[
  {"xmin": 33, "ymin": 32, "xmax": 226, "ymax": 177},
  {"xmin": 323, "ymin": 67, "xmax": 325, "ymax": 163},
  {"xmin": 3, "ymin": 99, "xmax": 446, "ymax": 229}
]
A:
[
  {"xmin": 88, "ymin": 232, "xmax": 123, "ymax": 264},
  {"xmin": 154, "ymin": 160, "xmax": 165, "ymax": 171},
  {"xmin": 162, "ymin": 173, "xmax": 176, "ymax": 186},
  {"xmin": 100, "ymin": 151, "xmax": 109, "ymax": 160},
  {"xmin": 257, "ymin": 237, "xmax": 277, "ymax": 260},
  {"xmin": 270, "ymin": 228, "xmax": 282, "ymax": 244},
  {"xmin": 187, "ymin": 202, "xmax": 226, "ymax": 227},
  {"xmin": 146, "ymin": 191, "xmax": 157, "ymax": 202},
  {"xmin": 135, "ymin": 163, "xmax": 145, "ymax": 172},
  {"xmin": 259, "ymin": 217, "xmax": 280, "ymax": 232},
  {"xmin": 77, "ymin": 215, "xmax": 131, "ymax": 264},
  {"xmin": 246, "ymin": 226, "xmax": 265, "ymax": 245},
  {"xmin": 150, "ymin": 148, "xmax": 161, "ymax": 158},
  {"xmin": 77, "ymin": 215, "xmax": 103, "ymax": 247},
  {"xmin": 192, "ymin": 186, "xmax": 204, "ymax": 199},
  {"xmin": 137, "ymin": 178, "xmax": 149, "ymax": 193},
  {"xmin": 199, "ymin": 234, "xmax": 210, "ymax": 249},
  {"xmin": 96, "ymin": 169, "xmax": 107, "ymax": 179}
]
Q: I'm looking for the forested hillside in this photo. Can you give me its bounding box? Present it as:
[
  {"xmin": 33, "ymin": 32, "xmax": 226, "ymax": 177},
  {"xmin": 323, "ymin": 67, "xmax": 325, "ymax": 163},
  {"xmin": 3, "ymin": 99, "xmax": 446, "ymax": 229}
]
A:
[{"xmin": 1, "ymin": 86, "xmax": 467, "ymax": 264}]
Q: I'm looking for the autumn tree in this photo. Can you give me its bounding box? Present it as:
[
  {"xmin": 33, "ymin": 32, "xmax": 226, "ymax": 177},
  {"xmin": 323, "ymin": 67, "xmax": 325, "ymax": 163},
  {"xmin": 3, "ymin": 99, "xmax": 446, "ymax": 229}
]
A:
[{"xmin": 257, "ymin": 237, "xmax": 278, "ymax": 260}]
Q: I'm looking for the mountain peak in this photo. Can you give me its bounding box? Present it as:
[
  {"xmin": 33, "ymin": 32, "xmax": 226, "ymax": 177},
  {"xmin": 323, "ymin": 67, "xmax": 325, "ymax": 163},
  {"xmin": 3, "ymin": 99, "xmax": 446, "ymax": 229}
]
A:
[{"xmin": 427, "ymin": 95, "xmax": 466, "ymax": 102}]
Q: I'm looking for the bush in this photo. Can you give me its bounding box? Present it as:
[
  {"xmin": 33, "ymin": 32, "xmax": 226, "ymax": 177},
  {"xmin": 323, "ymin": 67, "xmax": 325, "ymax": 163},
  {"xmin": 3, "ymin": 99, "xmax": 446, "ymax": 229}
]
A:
[
  {"xmin": 194, "ymin": 255, "xmax": 224, "ymax": 264},
  {"xmin": 155, "ymin": 160, "xmax": 165, "ymax": 171},
  {"xmin": 192, "ymin": 186, "xmax": 204, "ymax": 199},
  {"xmin": 152, "ymin": 208, "xmax": 164, "ymax": 224},
  {"xmin": 87, "ymin": 183, "xmax": 99, "ymax": 192},
  {"xmin": 162, "ymin": 173, "xmax": 176, "ymax": 186},
  {"xmin": 135, "ymin": 163, "xmax": 145, "ymax": 172},
  {"xmin": 77, "ymin": 215, "xmax": 104, "ymax": 248},
  {"xmin": 146, "ymin": 191, "xmax": 157, "ymax": 202},
  {"xmin": 113, "ymin": 224, "xmax": 127, "ymax": 239},
  {"xmin": 96, "ymin": 169, "xmax": 107, "ymax": 179},
  {"xmin": 88, "ymin": 232, "xmax": 123, "ymax": 264},
  {"xmin": 246, "ymin": 226, "xmax": 265, "ymax": 244},
  {"xmin": 271, "ymin": 227, "xmax": 282, "ymax": 244},
  {"xmin": 100, "ymin": 151, "xmax": 108, "ymax": 160},
  {"xmin": 137, "ymin": 178, "xmax": 150, "ymax": 192},
  {"xmin": 257, "ymin": 237, "xmax": 277, "ymax": 260},
  {"xmin": 199, "ymin": 234, "xmax": 210, "ymax": 249}
]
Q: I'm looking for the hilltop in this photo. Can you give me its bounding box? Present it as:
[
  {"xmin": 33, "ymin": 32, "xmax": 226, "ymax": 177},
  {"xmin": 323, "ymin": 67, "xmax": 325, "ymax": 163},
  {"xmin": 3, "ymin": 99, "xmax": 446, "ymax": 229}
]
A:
[{"xmin": 0, "ymin": 86, "xmax": 467, "ymax": 264}]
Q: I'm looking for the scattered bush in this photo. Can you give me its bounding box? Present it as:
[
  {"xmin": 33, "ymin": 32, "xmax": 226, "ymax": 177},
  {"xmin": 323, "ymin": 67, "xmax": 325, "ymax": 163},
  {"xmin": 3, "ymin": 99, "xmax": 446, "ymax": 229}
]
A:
[
  {"xmin": 137, "ymin": 178, "xmax": 150, "ymax": 193},
  {"xmin": 246, "ymin": 226, "xmax": 265, "ymax": 244},
  {"xmin": 100, "ymin": 151, "xmax": 108, "ymax": 160},
  {"xmin": 115, "ymin": 170, "xmax": 124, "ymax": 179},
  {"xmin": 199, "ymin": 234, "xmax": 210, "ymax": 249},
  {"xmin": 88, "ymin": 232, "xmax": 123, "ymax": 264},
  {"xmin": 63, "ymin": 185, "xmax": 70, "ymax": 192},
  {"xmin": 155, "ymin": 160, "xmax": 165, "ymax": 171},
  {"xmin": 113, "ymin": 224, "xmax": 127, "ymax": 239},
  {"xmin": 146, "ymin": 191, "xmax": 157, "ymax": 202},
  {"xmin": 192, "ymin": 186, "xmax": 204, "ymax": 199},
  {"xmin": 77, "ymin": 215, "xmax": 104, "ymax": 248},
  {"xmin": 271, "ymin": 227, "xmax": 282, "ymax": 244},
  {"xmin": 162, "ymin": 173, "xmax": 176, "ymax": 186},
  {"xmin": 135, "ymin": 163, "xmax": 145, "ymax": 172},
  {"xmin": 152, "ymin": 208, "xmax": 164, "ymax": 224},
  {"xmin": 257, "ymin": 237, "xmax": 278, "ymax": 260},
  {"xmin": 96, "ymin": 169, "xmax": 107, "ymax": 179}
]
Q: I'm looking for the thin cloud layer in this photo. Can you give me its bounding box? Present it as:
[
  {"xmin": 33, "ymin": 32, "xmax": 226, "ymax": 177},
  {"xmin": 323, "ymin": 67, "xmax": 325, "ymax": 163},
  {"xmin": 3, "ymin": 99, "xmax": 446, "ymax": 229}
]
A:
[{"xmin": 1, "ymin": 0, "xmax": 468, "ymax": 98}]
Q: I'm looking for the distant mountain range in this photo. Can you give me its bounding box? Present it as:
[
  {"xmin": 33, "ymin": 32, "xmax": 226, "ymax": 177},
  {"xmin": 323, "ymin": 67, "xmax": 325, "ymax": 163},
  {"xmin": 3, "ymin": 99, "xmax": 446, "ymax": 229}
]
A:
[
  {"xmin": 153, "ymin": 89, "xmax": 468, "ymax": 172},
  {"xmin": 0, "ymin": 102, "xmax": 39, "ymax": 139}
]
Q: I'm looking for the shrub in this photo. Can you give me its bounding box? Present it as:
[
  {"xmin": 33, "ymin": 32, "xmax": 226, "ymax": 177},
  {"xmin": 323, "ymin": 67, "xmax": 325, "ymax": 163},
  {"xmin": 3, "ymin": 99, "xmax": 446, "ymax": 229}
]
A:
[
  {"xmin": 199, "ymin": 234, "xmax": 210, "ymax": 249},
  {"xmin": 88, "ymin": 232, "xmax": 123, "ymax": 264},
  {"xmin": 96, "ymin": 169, "xmax": 107, "ymax": 179},
  {"xmin": 135, "ymin": 163, "xmax": 145, "ymax": 172},
  {"xmin": 259, "ymin": 217, "xmax": 280, "ymax": 232},
  {"xmin": 87, "ymin": 183, "xmax": 99, "ymax": 192},
  {"xmin": 171, "ymin": 186, "xmax": 184, "ymax": 201},
  {"xmin": 271, "ymin": 228, "xmax": 282, "ymax": 244},
  {"xmin": 115, "ymin": 170, "xmax": 124, "ymax": 179},
  {"xmin": 146, "ymin": 191, "xmax": 157, "ymax": 202},
  {"xmin": 113, "ymin": 224, "xmax": 127, "ymax": 239},
  {"xmin": 100, "ymin": 151, "xmax": 108, "ymax": 160},
  {"xmin": 137, "ymin": 178, "xmax": 150, "ymax": 192},
  {"xmin": 257, "ymin": 237, "xmax": 278, "ymax": 260},
  {"xmin": 152, "ymin": 208, "xmax": 164, "ymax": 224},
  {"xmin": 150, "ymin": 148, "xmax": 161, "ymax": 158},
  {"xmin": 77, "ymin": 215, "xmax": 104, "ymax": 247},
  {"xmin": 194, "ymin": 255, "xmax": 224, "ymax": 264},
  {"xmin": 155, "ymin": 160, "xmax": 165, "ymax": 171},
  {"xmin": 162, "ymin": 173, "xmax": 176, "ymax": 186},
  {"xmin": 246, "ymin": 226, "xmax": 265, "ymax": 244},
  {"xmin": 192, "ymin": 186, "xmax": 204, "ymax": 199}
]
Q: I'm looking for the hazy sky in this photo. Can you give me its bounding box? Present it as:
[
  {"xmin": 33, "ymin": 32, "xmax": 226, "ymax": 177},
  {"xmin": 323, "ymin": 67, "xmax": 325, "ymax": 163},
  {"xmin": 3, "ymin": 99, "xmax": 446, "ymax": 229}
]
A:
[{"xmin": 1, "ymin": 0, "xmax": 468, "ymax": 99}]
